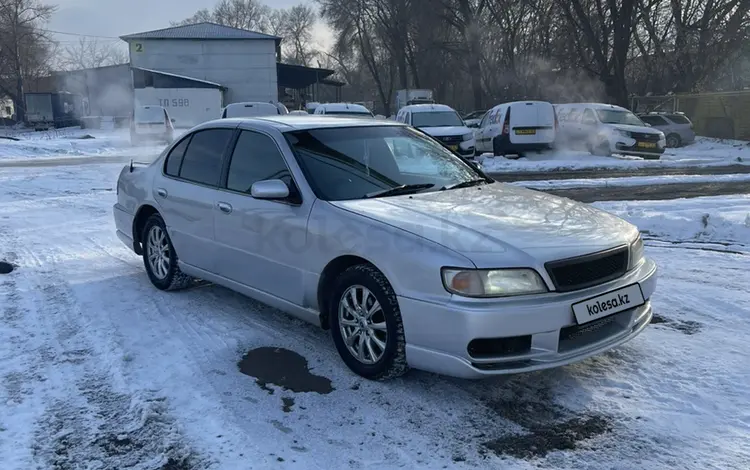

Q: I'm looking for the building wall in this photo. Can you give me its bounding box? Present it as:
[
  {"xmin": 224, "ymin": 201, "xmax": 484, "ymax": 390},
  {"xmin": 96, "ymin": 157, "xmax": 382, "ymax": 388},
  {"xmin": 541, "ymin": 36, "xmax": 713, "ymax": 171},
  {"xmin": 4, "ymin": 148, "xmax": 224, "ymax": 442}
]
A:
[
  {"xmin": 53, "ymin": 64, "xmax": 133, "ymax": 117},
  {"xmin": 134, "ymin": 88, "xmax": 223, "ymax": 127},
  {"xmin": 127, "ymin": 39, "xmax": 277, "ymax": 104}
]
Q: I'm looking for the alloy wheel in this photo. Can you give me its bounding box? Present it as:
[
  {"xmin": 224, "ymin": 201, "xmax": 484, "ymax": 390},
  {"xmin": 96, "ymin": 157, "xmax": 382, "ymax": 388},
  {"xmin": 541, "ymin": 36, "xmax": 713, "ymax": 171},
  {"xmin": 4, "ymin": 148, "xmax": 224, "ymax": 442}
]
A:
[
  {"xmin": 338, "ymin": 285, "xmax": 388, "ymax": 364},
  {"xmin": 146, "ymin": 225, "xmax": 170, "ymax": 280}
]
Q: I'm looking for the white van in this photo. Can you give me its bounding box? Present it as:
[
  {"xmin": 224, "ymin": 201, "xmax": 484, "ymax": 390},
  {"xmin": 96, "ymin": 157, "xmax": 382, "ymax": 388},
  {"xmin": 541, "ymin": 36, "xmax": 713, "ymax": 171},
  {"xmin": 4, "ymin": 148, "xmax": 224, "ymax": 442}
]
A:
[
  {"xmin": 473, "ymin": 101, "xmax": 557, "ymax": 157},
  {"xmin": 130, "ymin": 105, "xmax": 174, "ymax": 145},
  {"xmin": 555, "ymin": 103, "xmax": 666, "ymax": 158},
  {"xmin": 221, "ymin": 102, "xmax": 288, "ymax": 119},
  {"xmin": 395, "ymin": 103, "xmax": 476, "ymax": 158},
  {"xmin": 313, "ymin": 103, "xmax": 374, "ymax": 118}
]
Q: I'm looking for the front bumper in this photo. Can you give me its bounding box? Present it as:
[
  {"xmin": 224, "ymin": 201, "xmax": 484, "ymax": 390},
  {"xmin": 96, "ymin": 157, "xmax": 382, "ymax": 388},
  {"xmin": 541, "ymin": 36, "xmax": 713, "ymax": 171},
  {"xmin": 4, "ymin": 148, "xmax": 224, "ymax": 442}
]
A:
[
  {"xmin": 399, "ymin": 258, "xmax": 657, "ymax": 379},
  {"xmin": 610, "ymin": 136, "xmax": 666, "ymax": 158}
]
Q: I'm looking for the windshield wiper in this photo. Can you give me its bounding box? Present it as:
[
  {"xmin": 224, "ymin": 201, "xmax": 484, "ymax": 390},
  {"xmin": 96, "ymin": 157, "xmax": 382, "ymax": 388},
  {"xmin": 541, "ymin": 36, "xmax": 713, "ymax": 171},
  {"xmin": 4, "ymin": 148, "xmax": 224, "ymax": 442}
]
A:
[
  {"xmin": 364, "ymin": 183, "xmax": 435, "ymax": 199},
  {"xmin": 441, "ymin": 179, "xmax": 489, "ymax": 190}
]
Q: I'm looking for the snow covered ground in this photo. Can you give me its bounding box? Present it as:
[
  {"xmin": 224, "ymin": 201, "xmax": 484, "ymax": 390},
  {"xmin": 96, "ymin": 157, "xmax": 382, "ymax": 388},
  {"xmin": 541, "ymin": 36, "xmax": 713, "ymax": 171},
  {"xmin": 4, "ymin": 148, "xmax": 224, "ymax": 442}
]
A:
[
  {"xmin": 0, "ymin": 163, "xmax": 749, "ymax": 469},
  {"xmin": 0, "ymin": 127, "xmax": 186, "ymax": 162},
  {"xmin": 478, "ymin": 137, "xmax": 750, "ymax": 173},
  {"xmin": 595, "ymin": 195, "xmax": 750, "ymax": 253}
]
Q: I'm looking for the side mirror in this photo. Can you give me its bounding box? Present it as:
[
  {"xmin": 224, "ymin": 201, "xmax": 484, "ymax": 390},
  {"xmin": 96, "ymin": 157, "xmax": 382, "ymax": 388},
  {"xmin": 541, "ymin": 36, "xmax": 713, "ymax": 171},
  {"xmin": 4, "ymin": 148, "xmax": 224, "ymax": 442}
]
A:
[
  {"xmin": 251, "ymin": 179, "xmax": 290, "ymax": 199},
  {"xmin": 644, "ymin": 122, "xmax": 652, "ymax": 127},
  {"xmin": 170, "ymin": 118, "xmax": 175, "ymax": 123},
  {"xmin": 467, "ymin": 122, "xmax": 479, "ymax": 128}
]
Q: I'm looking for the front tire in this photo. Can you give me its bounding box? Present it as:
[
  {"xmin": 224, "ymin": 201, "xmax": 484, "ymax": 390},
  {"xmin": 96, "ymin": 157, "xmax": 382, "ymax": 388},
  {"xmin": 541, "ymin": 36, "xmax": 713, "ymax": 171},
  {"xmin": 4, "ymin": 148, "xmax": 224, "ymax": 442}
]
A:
[
  {"xmin": 141, "ymin": 214, "xmax": 193, "ymax": 291},
  {"xmin": 329, "ymin": 265, "xmax": 408, "ymax": 380}
]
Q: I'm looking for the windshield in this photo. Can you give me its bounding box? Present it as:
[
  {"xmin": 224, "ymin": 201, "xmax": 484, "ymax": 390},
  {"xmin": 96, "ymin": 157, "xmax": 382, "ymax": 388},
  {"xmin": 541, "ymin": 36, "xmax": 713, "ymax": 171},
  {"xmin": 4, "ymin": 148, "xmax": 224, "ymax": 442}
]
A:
[
  {"xmin": 134, "ymin": 106, "xmax": 164, "ymax": 124},
  {"xmin": 284, "ymin": 125, "xmax": 485, "ymax": 201},
  {"xmin": 412, "ymin": 111, "xmax": 464, "ymax": 127},
  {"xmin": 325, "ymin": 111, "xmax": 373, "ymax": 118},
  {"xmin": 596, "ymin": 110, "xmax": 644, "ymax": 126}
]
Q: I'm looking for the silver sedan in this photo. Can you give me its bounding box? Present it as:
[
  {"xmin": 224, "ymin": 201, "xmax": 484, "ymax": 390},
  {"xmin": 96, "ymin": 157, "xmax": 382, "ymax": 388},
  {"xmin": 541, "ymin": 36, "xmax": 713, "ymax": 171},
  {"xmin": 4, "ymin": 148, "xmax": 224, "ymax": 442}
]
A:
[{"xmin": 113, "ymin": 116, "xmax": 657, "ymax": 380}]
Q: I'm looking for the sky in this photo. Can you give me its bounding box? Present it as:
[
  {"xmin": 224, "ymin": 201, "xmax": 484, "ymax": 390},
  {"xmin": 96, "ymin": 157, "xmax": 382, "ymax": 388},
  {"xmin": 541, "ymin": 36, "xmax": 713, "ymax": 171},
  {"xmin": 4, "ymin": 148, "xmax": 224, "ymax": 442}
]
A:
[{"xmin": 47, "ymin": 0, "xmax": 333, "ymax": 51}]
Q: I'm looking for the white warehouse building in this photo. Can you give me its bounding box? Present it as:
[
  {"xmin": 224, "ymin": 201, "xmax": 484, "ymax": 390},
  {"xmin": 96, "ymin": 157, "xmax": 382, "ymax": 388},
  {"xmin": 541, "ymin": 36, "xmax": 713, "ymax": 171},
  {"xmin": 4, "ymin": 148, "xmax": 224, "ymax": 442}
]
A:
[{"xmin": 40, "ymin": 22, "xmax": 345, "ymax": 128}]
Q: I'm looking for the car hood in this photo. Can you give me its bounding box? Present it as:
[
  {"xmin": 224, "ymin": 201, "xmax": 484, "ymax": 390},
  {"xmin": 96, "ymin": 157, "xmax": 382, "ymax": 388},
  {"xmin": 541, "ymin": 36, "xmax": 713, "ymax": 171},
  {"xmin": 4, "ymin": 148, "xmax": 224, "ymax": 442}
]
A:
[
  {"xmin": 420, "ymin": 126, "xmax": 471, "ymax": 137},
  {"xmin": 330, "ymin": 183, "xmax": 638, "ymax": 268},
  {"xmin": 611, "ymin": 124, "xmax": 664, "ymax": 136}
]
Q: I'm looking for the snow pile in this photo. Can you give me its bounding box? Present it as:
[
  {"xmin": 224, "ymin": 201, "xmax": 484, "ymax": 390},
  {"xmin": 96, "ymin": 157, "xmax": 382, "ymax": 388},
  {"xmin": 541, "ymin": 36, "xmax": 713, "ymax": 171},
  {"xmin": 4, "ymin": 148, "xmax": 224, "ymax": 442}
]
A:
[
  {"xmin": 594, "ymin": 195, "xmax": 750, "ymax": 251},
  {"xmin": 511, "ymin": 173, "xmax": 750, "ymax": 189},
  {"xmin": 478, "ymin": 136, "xmax": 750, "ymax": 173}
]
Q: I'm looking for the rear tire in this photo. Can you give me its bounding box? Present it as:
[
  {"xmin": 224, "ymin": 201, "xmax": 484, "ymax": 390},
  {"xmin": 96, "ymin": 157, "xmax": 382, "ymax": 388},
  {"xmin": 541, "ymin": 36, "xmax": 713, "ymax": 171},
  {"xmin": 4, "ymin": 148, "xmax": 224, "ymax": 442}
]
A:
[
  {"xmin": 141, "ymin": 214, "xmax": 194, "ymax": 291},
  {"xmin": 666, "ymin": 133, "xmax": 681, "ymax": 148},
  {"xmin": 329, "ymin": 264, "xmax": 408, "ymax": 380}
]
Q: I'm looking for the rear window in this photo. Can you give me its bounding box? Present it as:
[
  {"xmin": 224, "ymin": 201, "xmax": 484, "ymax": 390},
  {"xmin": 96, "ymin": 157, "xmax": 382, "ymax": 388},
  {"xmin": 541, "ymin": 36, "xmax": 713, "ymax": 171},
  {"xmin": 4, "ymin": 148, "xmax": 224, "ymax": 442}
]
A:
[
  {"xmin": 667, "ymin": 114, "xmax": 691, "ymax": 125},
  {"xmin": 134, "ymin": 106, "xmax": 165, "ymax": 123},
  {"xmin": 225, "ymin": 103, "xmax": 280, "ymax": 118}
]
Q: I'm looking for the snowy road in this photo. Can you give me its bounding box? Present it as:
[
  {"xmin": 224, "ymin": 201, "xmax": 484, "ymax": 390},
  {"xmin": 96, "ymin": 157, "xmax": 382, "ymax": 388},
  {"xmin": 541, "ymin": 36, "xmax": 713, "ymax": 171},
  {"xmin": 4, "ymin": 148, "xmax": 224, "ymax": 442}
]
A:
[{"xmin": 1, "ymin": 163, "xmax": 749, "ymax": 469}]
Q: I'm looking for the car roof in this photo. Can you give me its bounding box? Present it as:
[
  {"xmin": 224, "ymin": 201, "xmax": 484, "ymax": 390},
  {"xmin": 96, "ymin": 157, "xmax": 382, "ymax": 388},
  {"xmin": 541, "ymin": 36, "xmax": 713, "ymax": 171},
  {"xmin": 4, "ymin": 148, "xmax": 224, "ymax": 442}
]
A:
[
  {"xmin": 555, "ymin": 102, "xmax": 629, "ymax": 111},
  {"xmin": 400, "ymin": 103, "xmax": 455, "ymax": 113},
  {"xmin": 317, "ymin": 102, "xmax": 370, "ymax": 112},
  {"xmin": 225, "ymin": 101, "xmax": 278, "ymax": 108},
  {"xmin": 193, "ymin": 116, "xmax": 406, "ymax": 132}
]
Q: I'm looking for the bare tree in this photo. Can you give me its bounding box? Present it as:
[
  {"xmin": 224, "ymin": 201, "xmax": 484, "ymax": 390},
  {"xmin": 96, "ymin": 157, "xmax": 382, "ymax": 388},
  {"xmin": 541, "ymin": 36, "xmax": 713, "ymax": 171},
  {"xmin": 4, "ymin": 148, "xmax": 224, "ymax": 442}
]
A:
[
  {"xmin": 57, "ymin": 37, "xmax": 127, "ymax": 71},
  {"xmin": 0, "ymin": 0, "xmax": 56, "ymax": 122},
  {"xmin": 172, "ymin": 0, "xmax": 272, "ymax": 31},
  {"xmin": 277, "ymin": 4, "xmax": 318, "ymax": 66}
]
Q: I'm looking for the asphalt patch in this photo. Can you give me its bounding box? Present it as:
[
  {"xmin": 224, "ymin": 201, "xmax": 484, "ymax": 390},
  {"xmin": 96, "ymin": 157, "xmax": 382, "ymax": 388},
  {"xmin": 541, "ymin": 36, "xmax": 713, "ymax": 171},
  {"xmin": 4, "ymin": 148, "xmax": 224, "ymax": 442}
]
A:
[
  {"xmin": 651, "ymin": 314, "xmax": 702, "ymax": 335},
  {"xmin": 0, "ymin": 261, "xmax": 14, "ymax": 274},
  {"xmin": 238, "ymin": 347, "xmax": 334, "ymax": 396},
  {"xmin": 484, "ymin": 415, "xmax": 612, "ymax": 459}
]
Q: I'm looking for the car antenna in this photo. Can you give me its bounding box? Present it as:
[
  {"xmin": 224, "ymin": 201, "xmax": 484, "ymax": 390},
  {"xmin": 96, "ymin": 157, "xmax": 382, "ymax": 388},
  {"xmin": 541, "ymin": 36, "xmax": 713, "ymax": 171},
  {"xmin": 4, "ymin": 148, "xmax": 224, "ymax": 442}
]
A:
[{"xmin": 129, "ymin": 158, "xmax": 134, "ymax": 173}]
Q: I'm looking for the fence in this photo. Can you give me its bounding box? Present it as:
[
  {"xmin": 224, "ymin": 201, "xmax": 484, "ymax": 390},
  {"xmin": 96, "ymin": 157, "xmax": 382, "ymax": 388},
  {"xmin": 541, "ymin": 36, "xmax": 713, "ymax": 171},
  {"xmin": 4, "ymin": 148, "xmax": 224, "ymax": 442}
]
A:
[{"xmin": 632, "ymin": 91, "xmax": 750, "ymax": 140}]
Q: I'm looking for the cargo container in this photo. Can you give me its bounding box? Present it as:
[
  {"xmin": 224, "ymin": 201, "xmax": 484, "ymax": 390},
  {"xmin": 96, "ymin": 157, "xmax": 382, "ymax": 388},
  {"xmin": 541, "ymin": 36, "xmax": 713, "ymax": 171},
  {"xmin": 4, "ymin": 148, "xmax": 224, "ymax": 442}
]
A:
[{"xmin": 24, "ymin": 92, "xmax": 84, "ymax": 130}]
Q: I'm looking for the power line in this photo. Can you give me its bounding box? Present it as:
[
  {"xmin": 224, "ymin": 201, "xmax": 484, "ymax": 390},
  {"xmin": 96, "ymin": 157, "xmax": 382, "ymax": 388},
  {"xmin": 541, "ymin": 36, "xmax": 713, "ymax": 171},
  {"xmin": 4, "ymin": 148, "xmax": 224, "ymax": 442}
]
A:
[{"xmin": 40, "ymin": 28, "xmax": 120, "ymax": 40}]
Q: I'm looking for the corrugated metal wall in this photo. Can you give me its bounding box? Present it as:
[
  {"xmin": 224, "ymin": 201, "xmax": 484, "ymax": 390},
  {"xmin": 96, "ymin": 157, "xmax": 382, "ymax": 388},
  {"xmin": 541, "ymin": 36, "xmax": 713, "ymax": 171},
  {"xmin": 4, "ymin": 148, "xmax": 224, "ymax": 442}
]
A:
[{"xmin": 128, "ymin": 39, "xmax": 277, "ymax": 104}]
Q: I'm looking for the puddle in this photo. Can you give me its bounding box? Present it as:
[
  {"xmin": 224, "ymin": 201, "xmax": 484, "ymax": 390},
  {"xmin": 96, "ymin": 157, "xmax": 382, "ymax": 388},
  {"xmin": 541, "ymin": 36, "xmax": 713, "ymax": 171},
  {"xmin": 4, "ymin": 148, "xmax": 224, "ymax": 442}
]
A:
[
  {"xmin": 651, "ymin": 314, "xmax": 702, "ymax": 335},
  {"xmin": 0, "ymin": 261, "xmax": 14, "ymax": 274},
  {"xmin": 484, "ymin": 414, "xmax": 612, "ymax": 459},
  {"xmin": 238, "ymin": 347, "xmax": 334, "ymax": 396}
]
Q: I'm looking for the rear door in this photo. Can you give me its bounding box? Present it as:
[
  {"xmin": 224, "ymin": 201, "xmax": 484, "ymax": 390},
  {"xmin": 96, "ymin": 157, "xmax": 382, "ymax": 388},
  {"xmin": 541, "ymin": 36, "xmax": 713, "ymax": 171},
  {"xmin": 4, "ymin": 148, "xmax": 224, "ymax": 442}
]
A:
[
  {"xmin": 509, "ymin": 102, "xmax": 555, "ymax": 144},
  {"xmin": 154, "ymin": 127, "xmax": 235, "ymax": 272},
  {"xmin": 476, "ymin": 107, "xmax": 497, "ymax": 152},
  {"xmin": 135, "ymin": 106, "xmax": 166, "ymax": 135}
]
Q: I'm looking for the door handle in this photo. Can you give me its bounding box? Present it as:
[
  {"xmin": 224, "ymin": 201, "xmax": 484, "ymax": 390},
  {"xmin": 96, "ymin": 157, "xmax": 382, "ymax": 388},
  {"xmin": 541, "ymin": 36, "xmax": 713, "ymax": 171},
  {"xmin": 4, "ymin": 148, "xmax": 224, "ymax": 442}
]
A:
[
  {"xmin": 217, "ymin": 202, "xmax": 232, "ymax": 214},
  {"xmin": 156, "ymin": 188, "xmax": 167, "ymax": 198}
]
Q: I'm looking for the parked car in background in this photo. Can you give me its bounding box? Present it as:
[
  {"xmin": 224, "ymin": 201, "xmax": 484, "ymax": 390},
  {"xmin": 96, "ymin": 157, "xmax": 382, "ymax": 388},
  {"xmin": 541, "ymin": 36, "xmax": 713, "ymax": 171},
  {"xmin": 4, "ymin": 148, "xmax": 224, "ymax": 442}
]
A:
[
  {"xmin": 637, "ymin": 112, "xmax": 695, "ymax": 148},
  {"xmin": 556, "ymin": 103, "xmax": 666, "ymax": 159},
  {"xmin": 130, "ymin": 105, "xmax": 174, "ymax": 145},
  {"xmin": 462, "ymin": 109, "xmax": 487, "ymax": 128},
  {"xmin": 221, "ymin": 101, "xmax": 288, "ymax": 119},
  {"xmin": 395, "ymin": 103, "xmax": 476, "ymax": 158},
  {"xmin": 289, "ymin": 110, "xmax": 309, "ymax": 115},
  {"xmin": 474, "ymin": 101, "xmax": 557, "ymax": 157},
  {"xmin": 314, "ymin": 103, "xmax": 374, "ymax": 118},
  {"xmin": 113, "ymin": 116, "xmax": 656, "ymax": 380}
]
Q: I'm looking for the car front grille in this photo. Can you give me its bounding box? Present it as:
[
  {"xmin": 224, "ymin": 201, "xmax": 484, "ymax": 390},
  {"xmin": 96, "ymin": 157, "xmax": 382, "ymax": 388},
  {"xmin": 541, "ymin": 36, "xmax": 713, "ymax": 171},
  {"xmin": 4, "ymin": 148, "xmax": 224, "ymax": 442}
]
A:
[
  {"xmin": 630, "ymin": 132, "xmax": 661, "ymax": 142},
  {"xmin": 438, "ymin": 135, "xmax": 463, "ymax": 144},
  {"xmin": 545, "ymin": 246, "xmax": 629, "ymax": 292}
]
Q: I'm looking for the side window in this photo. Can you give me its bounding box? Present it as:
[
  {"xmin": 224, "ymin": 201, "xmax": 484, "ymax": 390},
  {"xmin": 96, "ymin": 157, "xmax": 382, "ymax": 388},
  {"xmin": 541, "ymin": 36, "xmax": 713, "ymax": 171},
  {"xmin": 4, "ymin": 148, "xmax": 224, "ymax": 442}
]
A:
[
  {"xmin": 226, "ymin": 131, "xmax": 292, "ymax": 193},
  {"xmin": 479, "ymin": 110, "xmax": 491, "ymax": 128},
  {"xmin": 405, "ymin": 112, "xmax": 412, "ymax": 125},
  {"xmin": 582, "ymin": 108, "xmax": 597, "ymax": 125},
  {"xmin": 178, "ymin": 129, "xmax": 234, "ymax": 186},
  {"xmin": 642, "ymin": 115, "xmax": 667, "ymax": 126},
  {"xmin": 164, "ymin": 136, "xmax": 191, "ymax": 176}
]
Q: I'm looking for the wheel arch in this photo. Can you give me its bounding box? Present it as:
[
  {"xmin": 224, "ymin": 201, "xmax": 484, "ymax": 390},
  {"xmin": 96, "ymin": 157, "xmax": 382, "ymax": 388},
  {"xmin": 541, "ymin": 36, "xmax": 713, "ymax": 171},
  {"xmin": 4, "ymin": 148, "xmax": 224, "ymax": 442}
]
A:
[
  {"xmin": 132, "ymin": 204, "xmax": 160, "ymax": 255},
  {"xmin": 317, "ymin": 255, "xmax": 391, "ymax": 330}
]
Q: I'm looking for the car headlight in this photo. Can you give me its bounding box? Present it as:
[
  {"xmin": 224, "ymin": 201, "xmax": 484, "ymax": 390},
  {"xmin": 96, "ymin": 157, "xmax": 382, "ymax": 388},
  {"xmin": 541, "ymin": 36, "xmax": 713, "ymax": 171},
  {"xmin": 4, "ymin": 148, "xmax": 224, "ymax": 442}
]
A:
[
  {"xmin": 441, "ymin": 268, "xmax": 548, "ymax": 297},
  {"xmin": 629, "ymin": 235, "xmax": 645, "ymax": 270},
  {"xmin": 615, "ymin": 129, "xmax": 631, "ymax": 138},
  {"xmin": 462, "ymin": 132, "xmax": 474, "ymax": 142}
]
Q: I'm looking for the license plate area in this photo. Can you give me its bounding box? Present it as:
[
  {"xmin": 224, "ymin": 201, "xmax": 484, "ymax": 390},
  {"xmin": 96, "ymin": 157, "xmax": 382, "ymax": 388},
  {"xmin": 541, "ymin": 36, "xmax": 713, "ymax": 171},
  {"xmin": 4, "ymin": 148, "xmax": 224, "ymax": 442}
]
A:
[
  {"xmin": 514, "ymin": 128, "xmax": 536, "ymax": 135},
  {"xmin": 637, "ymin": 141, "xmax": 656, "ymax": 149},
  {"xmin": 571, "ymin": 283, "xmax": 645, "ymax": 324},
  {"xmin": 448, "ymin": 144, "xmax": 458, "ymax": 151}
]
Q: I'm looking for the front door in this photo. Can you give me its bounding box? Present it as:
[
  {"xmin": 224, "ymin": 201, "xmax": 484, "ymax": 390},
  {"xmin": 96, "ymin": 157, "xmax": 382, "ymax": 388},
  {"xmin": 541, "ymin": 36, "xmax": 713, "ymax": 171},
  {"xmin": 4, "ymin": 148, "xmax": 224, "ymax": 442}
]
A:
[
  {"xmin": 154, "ymin": 128, "xmax": 234, "ymax": 272},
  {"xmin": 212, "ymin": 129, "xmax": 313, "ymax": 305}
]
